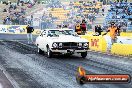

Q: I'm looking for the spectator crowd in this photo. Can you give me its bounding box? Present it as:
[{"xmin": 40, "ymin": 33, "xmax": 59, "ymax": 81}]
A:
[
  {"xmin": 2, "ymin": 0, "xmax": 36, "ymax": 25},
  {"xmin": 104, "ymin": 1, "xmax": 132, "ymax": 31}
]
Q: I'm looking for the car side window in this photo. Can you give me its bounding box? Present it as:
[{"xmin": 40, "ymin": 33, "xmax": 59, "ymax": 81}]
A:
[{"xmin": 47, "ymin": 31, "xmax": 53, "ymax": 37}]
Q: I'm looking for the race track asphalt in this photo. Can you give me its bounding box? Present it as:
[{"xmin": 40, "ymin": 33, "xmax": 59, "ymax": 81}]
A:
[{"xmin": 0, "ymin": 34, "xmax": 132, "ymax": 88}]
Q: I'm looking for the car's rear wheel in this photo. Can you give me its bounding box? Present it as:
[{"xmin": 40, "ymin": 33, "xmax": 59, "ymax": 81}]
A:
[
  {"xmin": 38, "ymin": 47, "xmax": 44, "ymax": 54},
  {"xmin": 47, "ymin": 47, "xmax": 53, "ymax": 58},
  {"xmin": 81, "ymin": 52, "xmax": 87, "ymax": 58}
]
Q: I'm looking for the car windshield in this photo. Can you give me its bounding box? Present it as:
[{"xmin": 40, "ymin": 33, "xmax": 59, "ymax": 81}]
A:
[{"xmin": 48, "ymin": 30, "xmax": 76, "ymax": 37}]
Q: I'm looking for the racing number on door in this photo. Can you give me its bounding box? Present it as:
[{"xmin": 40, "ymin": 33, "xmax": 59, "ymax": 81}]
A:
[{"xmin": 91, "ymin": 39, "xmax": 99, "ymax": 48}]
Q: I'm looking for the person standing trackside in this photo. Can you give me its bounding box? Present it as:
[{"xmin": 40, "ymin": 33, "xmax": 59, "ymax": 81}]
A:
[
  {"xmin": 26, "ymin": 24, "xmax": 34, "ymax": 44},
  {"xmin": 94, "ymin": 25, "xmax": 102, "ymax": 36},
  {"xmin": 98, "ymin": 25, "xmax": 103, "ymax": 35},
  {"xmin": 75, "ymin": 22, "xmax": 81, "ymax": 35},
  {"xmin": 80, "ymin": 20, "xmax": 87, "ymax": 35},
  {"xmin": 102, "ymin": 22, "xmax": 118, "ymax": 52}
]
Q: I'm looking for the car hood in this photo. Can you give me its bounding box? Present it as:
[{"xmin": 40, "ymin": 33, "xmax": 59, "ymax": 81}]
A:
[{"xmin": 48, "ymin": 35, "xmax": 88, "ymax": 43}]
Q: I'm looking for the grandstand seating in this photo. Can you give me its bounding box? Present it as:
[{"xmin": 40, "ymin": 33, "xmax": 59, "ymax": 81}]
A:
[
  {"xmin": 48, "ymin": 8, "xmax": 69, "ymax": 25},
  {"xmin": 104, "ymin": 2, "xmax": 132, "ymax": 31},
  {"xmin": 47, "ymin": 1, "xmax": 104, "ymax": 26},
  {"xmin": 94, "ymin": 5, "xmax": 110, "ymax": 27},
  {"xmin": 0, "ymin": 4, "xmax": 9, "ymax": 24},
  {"xmin": 26, "ymin": 4, "xmax": 44, "ymax": 16},
  {"xmin": 0, "ymin": 3, "xmax": 43, "ymax": 24}
]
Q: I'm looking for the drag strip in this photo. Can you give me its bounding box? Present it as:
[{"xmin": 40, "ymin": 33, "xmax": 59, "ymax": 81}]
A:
[{"xmin": 0, "ymin": 40, "xmax": 132, "ymax": 88}]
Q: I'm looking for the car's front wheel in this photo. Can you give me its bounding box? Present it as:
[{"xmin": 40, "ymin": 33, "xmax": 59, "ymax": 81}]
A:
[
  {"xmin": 81, "ymin": 52, "xmax": 87, "ymax": 58},
  {"xmin": 47, "ymin": 47, "xmax": 53, "ymax": 58}
]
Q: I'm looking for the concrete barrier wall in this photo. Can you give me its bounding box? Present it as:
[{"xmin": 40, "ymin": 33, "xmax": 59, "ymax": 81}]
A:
[
  {"xmin": 81, "ymin": 32, "xmax": 132, "ymax": 56},
  {"xmin": 81, "ymin": 35, "xmax": 107, "ymax": 52},
  {"xmin": 111, "ymin": 43, "xmax": 132, "ymax": 56}
]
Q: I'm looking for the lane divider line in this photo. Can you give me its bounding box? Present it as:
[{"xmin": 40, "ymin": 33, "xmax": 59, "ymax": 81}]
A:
[{"xmin": 0, "ymin": 64, "xmax": 20, "ymax": 88}]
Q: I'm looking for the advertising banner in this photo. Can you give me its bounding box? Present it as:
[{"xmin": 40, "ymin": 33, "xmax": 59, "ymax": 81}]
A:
[
  {"xmin": 0, "ymin": 25, "xmax": 8, "ymax": 33},
  {"xmin": 7, "ymin": 25, "xmax": 26, "ymax": 34},
  {"xmin": 0, "ymin": 25, "xmax": 27, "ymax": 34}
]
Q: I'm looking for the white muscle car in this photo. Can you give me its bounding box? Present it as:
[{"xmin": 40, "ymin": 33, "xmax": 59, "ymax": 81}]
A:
[{"xmin": 35, "ymin": 28, "xmax": 89, "ymax": 58}]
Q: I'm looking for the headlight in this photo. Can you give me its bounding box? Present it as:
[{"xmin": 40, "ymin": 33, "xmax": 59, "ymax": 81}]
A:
[
  {"xmin": 83, "ymin": 43, "xmax": 88, "ymax": 47},
  {"xmin": 52, "ymin": 43, "xmax": 58, "ymax": 48},
  {"xmin": 59, "ymin": 43, "xmax": 62, "ymax": 47},
  {"xmin": 78, "ymin": 43, "xmax": 82, "ymax": 46}
]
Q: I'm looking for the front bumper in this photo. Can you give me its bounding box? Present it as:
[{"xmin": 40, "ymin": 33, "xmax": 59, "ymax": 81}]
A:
[{"xmin": 51, "ymin": 48, "xmax": 88, "ymax": 54}]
